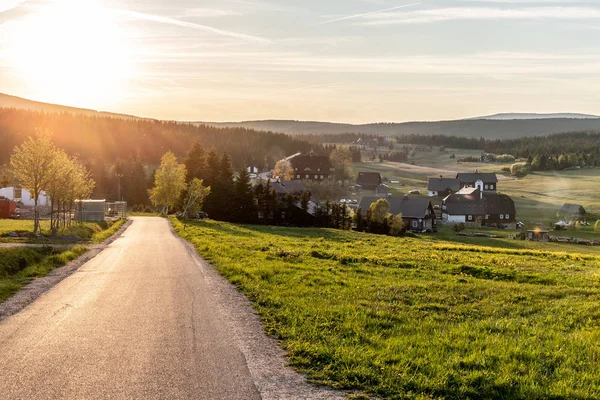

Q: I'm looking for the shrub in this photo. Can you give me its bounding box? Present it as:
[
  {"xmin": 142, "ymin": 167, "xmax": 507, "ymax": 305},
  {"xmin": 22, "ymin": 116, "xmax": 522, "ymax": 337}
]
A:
[
  {"xmin": 453, "ymin": 223, "xmax": 466, "ymax": 233},
  {"xmin": 595, "ymin": 220, "xmax": 600, "ymax": 232},
  {"xmin": 510, "ymin": 162, "xmax": 531, "ymax": 177}
]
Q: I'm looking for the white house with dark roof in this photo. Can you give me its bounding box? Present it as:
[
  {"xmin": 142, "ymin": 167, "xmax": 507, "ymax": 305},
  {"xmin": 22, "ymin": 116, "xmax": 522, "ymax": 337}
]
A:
[
  {"xmin": 456, "ymin": 172, "xmax": 498, "ymax": 192},
  {"xmin": 358, "ymin": 195, "xmax": 437, "ymax": 232},
  {"xmin": 0, "ymin": 187, "xmax": 49, "ymax": 207},
  {"xmin": 442, "ymin": 187, "xmax": 516, "ymax": 227}
]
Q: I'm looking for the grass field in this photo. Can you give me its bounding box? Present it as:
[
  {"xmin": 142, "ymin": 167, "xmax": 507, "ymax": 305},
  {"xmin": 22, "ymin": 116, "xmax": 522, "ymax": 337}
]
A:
[
  {"xmin": 173, "ymin": 217, "xmax": 600, "ymax": 399},
  {"xmin": 0, "ymin": 219, "xmax": 126, "ymax": 243}
]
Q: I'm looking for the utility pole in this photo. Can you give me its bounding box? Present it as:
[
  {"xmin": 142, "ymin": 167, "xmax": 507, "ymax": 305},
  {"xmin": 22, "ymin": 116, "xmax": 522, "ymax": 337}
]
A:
[{"xmin": 116, "ymin": 173, "xmax": 124, "ymax": 201}]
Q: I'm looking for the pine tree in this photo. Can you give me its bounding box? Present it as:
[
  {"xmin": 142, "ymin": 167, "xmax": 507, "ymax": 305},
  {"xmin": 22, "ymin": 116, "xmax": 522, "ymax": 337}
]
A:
[
  {"xmin": 232, "ymin": 168, "xmax": 256, "ymax": 223},
  {"xmin": 184, "ymin": 141, "xmax": 207, "ymax": 182}
]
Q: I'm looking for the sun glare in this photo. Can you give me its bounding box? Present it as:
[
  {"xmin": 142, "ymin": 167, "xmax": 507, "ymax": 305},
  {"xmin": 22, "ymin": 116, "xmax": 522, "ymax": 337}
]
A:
[{"xmin": 6, "ymin": 0, "xmax": 134, "ymax": 109}]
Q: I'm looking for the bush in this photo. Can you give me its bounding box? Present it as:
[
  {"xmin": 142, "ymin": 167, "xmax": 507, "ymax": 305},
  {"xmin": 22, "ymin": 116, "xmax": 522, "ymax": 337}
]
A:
[
  {"xmin": 453, "ymin": 223, "xmax": 466, "ymax": 233},
  {"xmin": 496, "ymin": 154, "xmax": 516, "ymax": 163},
  {"xmin": 595, "ymin": 220, "xmax": 600, "ymax": 232},
  {"xmin": 510, "ymin": 162, "xmax": 531, "ymax": 177}
]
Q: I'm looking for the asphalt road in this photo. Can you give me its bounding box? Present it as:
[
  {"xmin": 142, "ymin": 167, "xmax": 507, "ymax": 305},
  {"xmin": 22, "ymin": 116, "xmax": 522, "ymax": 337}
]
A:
[{"xmin": 0, "ymin": 217, "xmax": 261, "ymax": 399}]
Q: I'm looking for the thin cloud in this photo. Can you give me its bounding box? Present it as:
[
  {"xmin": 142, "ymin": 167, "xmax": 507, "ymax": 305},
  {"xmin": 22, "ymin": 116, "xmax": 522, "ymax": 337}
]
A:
[
  {"xmin": 116, "ymin": 8, "xmax": 270, "ymax": 43},
  {"xmin": 320, "ymin": 2, "xmax": 421, "ymax": 24},
  {"xmin": 359, "ymin": 6, "xmax": 600, "ymax": 25}
]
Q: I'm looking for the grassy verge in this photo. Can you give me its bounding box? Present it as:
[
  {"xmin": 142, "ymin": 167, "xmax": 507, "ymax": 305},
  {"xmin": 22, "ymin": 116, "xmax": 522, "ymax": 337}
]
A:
[
  {"xmin": 172, "ymin": 217, "xmax": 600, "ymax": 400},
  {"xmin": 0, "ymin": 246, "xmax": 88, "ymax": 303},
  {"xmin": 0, "ymin": 219, "xmax": 127, "ymax": 243}
]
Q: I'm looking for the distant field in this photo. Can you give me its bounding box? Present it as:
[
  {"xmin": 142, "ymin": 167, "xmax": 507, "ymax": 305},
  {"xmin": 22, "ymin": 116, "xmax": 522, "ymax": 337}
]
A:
[
  {"xmin": 173, "ymin": 218, "xmax": 600, "ymax": 399},
  {"xmin": 353, "ymin": 148, "xmax": 600, "ymax": 225}
]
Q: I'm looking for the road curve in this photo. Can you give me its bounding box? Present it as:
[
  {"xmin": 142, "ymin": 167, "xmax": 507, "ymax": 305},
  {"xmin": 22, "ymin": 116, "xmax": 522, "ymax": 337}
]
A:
[{"xmin": 0, "ymin": 217, "xmax": 260, "ymax": 399}]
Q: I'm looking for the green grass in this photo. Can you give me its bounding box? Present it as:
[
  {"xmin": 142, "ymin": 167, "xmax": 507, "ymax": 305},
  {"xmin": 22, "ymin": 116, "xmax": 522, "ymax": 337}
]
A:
[
  {"xmin": 0, "ymin": 246, "xmax": 88, "ymax": 303},
  {"xmin": 0, "ymin": 219, "xmax": 126, "ymax": 243},
  {"xmin": 173, "ymin": 217, "xmax": 600, "ymax": 400}
]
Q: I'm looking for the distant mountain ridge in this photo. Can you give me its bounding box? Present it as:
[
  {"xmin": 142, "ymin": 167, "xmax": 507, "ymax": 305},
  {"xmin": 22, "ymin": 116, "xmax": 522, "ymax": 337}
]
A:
[
  {"xmin": 200, "ymin": 118, "xmax": 600, "ymax": 139},
  {"xmin": 2, "ymin": 92, "xmax": 600, "ymax": 139},
  {"xmin": 470, "ymin": 113, "xmax": 600, "ymax": 120}
]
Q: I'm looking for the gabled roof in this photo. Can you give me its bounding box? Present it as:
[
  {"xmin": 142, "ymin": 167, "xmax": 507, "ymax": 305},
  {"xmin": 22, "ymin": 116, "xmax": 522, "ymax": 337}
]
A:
[
  {"xmin": 358, "ymin": 196, "xmax": 433, "ymax": 218},
  {"xmin": 427, "ymin": 177, "xmax": 461, "ymax": 191},
  {"xmin": 444, "ymin": 190, "xmax": 515, "ymax": 215},
  {"xmin": 560, "ymin": 203, "xmax": 586, "ymax": 214},
  {"xmin": 271, "ymin": 180, "xmax": 309, "ymax": 196},
  {"xmin": 456, "ymin": 172, "xmax": 498, "ymax": 183},
  {"xmin": 357, "ymin": 172, "xmax": 382, "ymax": 186},
  {"xmin": 289, "ymin": 153, "xmax": 333, "ymax": 173}
]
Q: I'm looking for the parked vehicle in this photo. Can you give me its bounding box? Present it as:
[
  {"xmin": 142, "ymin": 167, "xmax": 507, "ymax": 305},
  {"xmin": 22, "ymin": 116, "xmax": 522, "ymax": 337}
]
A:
[
  {"xmin": 197, "ymin": 211, "xmax": 208, "ymax": 219},
  {"xmin": 409, "ymin": 189, "xmax": 421, "ymax": 195}
]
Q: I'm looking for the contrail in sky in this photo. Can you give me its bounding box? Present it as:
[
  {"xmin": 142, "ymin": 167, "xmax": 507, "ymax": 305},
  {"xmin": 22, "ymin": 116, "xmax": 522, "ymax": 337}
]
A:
[
  {"xmin": 117, "ymin": 9, "xmax": 271, "ymax": 43},
  {"xmin": 321, "ymin": 2, "xmax": 422, "ymax": 24}
]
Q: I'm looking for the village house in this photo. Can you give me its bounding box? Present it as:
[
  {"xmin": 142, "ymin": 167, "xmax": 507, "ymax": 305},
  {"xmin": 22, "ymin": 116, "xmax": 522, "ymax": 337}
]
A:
[
  {"xmin": 456, "ymin": 172, "xmax": 498, "ymax": 192},
  {"xmin": 358, "ymin": 195, "xmax": 437, "ymax": 232},
  {"xmin": 427, "ymin": 176, "xmax": 461, "ymax": 197},
  {"xmin": 287, "ymin": 152, "xmax": 334, "ymax": 181},
  {"xmin": 0, "ymin": 186, "xmax": 50, "ymax": 207},
  {"xmin": 442, "ymin": 187, "xmax": 516, "ymax": 228},
  {"xmin": 356, "ymin": 172, "xmax": 382, "ymax": 190}
]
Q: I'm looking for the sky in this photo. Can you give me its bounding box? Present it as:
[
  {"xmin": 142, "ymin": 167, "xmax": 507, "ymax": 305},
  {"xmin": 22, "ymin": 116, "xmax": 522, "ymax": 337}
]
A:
[{"xmin": 1, "ymin": 0, "xmax": 600, "ymax": 123}]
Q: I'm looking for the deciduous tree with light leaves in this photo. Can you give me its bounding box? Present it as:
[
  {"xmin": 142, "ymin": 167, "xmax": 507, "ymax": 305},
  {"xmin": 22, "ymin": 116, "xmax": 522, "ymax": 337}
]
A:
[
  {"xmin": 149, "ymin": 152, "xmax": 187, "ymax": 214},
  {"xmin": 10, "ymin": 130, "xmax": 58, "ymax": 233}
]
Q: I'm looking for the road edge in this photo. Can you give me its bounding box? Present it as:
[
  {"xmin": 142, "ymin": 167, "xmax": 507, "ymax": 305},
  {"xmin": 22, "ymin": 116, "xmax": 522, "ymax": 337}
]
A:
[
  {"xmin": 0, "ymin": 219, "xmax": 132, "ymax": 321},
  {"xmin": 170, "ymin": 220, "xmax": 347, "ymax": 400}
]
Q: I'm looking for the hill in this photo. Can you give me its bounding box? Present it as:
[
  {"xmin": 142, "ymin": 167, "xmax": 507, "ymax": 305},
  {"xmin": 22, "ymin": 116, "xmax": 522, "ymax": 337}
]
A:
[
  {"xmin": 201, "ymin": 118, "xmax": 600, "ymax": 139},
  {"xmin": 173, "ymin": 217, "xmax": 600, "ymax": 399},
  {"xmin": 0, "ymin": 93, "xmax": 140, "ymax": 120},
  {"xmin": 471, "ymin": 112, "xmax": 600, "ymax": 120}
]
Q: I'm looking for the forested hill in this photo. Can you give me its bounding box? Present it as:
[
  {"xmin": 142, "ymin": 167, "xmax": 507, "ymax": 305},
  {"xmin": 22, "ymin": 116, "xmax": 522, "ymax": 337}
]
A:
[
  {"xmin": 0, "ymin": 108, "xmax": 316, "ymax": 169},
  {"xmin": 0, "ymin": 93, "xmax": 140, "ymax": 120},
  {"xmin": 202, "ymin": 118, "xmax": 600, "ymax": 139}
]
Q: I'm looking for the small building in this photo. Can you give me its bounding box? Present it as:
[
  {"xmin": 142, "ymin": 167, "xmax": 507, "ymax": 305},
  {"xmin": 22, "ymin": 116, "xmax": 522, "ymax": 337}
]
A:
[
  {"xmin": 442, "ymin": 188, "xmax": 516, "ymax": 228},
  {"xmin": 356, "ymin": 172, "xmax": 382, "ymax": 190},
  {"xmin": 456, "ymin": 172, "xmax": 498, "ymax": 192},
  {"xmin": 287, "ymin": 152, "xmax": 334, "ymax": 181},
  {"xmin": 0, "ymin": 197, "xmax": 17, "ymax": 219},
  {"xmin": 74, "ymin": 200, "xmax": 106, "ymax": 222},
  {"xmin": 559, "ymin": 203, "xmax": 586, "ymax": 219},
  {"xmin": 427, "ymin": 176, "xmax": 461, "ymax": 197},
  {"xmin": 0, "ymin": 187, "xmax": 50, "ymax": 207},
  {"xmin": 358, "ymin": 195, "xmax": 437, "ymax": 232}
]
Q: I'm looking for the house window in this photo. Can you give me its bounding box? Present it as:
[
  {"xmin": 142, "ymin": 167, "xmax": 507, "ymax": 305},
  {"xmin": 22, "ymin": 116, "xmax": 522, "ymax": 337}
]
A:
[
  {"xmin": 485, "ymin": 214, "xmax": 489, "ymax": 219},
  {"xmin": 490, "ymin": 184, "xmax": 494, "ymax": 190},
  {"xmin": 320, "ymin": 175, "xmax": 324, "ymax": 179},
  {"xmin": 505, "ymin": 214, "xmax": 510, "ymax": 219},
  {"xmin": 296, "ymin": 174, "xmax": 300, "ymax": 179},
  {"xmin": 468, "ymin": 215, "xmax": 473, "ymax": 221},
  {"xmin": 317, "ymin": 168, "xmax": 320, "ymax": 172},
  {"xmin": 305, "ymin": 175, "xmax": 309, "ymax": 179},
  {"xmin": 485, "ymin": 185, "xmax": 489, "ymax": 190},
  {"xmin": 258, "ymin": 211, "xmax": 264, "ymax": 219},
  {"xmin": 412, "ymin": 221, "xmax": 418, "ymax": 228},
  {"xmin": 500, "ymin": 214, "xmax": 504, "ymax": 219},
  {"xmin": 13, "ymin": 187, "xmax": 22, "ymax": 199},
  {"xmin": 314, "ymin": 175, "xmax": 318, "ymax": 179},
  {"xmin": 281, "ymin": 212, "xmax": 286, "ymax": 219}
]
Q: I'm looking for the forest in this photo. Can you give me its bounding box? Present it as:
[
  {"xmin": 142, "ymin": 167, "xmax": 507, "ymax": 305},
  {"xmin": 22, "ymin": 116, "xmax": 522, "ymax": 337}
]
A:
[{"xmin": 0, "ymin": 108, "xmax": 317, "ymax": 169}]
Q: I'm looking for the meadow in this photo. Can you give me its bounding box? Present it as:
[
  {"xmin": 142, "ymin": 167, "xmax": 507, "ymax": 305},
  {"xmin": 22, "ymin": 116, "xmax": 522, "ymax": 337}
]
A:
[{"xmin": 173, "ymin": 217, "xmax": 600, "ymax": 399}]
